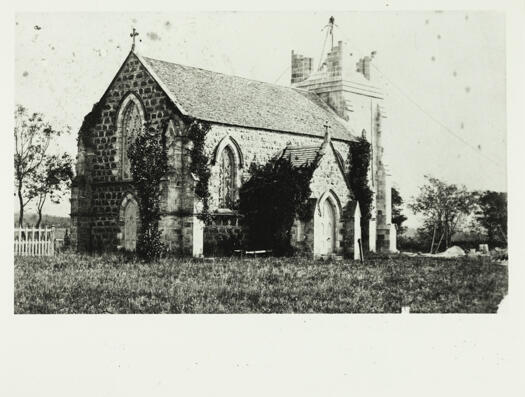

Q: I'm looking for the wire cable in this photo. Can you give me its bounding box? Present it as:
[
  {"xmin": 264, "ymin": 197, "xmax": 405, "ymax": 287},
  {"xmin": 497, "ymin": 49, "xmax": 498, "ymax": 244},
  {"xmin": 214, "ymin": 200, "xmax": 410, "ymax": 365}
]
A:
[{"xmin": 336, "ymin": 30, "xmax": 505, "ymax": 170}]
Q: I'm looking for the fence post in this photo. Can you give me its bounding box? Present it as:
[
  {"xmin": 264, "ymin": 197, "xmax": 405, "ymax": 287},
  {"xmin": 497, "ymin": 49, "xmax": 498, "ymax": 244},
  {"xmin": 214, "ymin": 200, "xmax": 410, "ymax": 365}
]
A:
[
  {"xmin": 48, "ymin": 227, "xmax": 52, "ymax": 255},
  {"xmin": 36, "ymin": 227, "xmax": 40, "ymax": 256},
  {"xmin": 14, "ymin": 226, "xmax": 59, "ymax": 257},
  {"xmin": 51, "ymin": 227, "xmax": 55, "ymax": 256},
  {"xmin": 43, "ymin": 227, "xmax": 47, "ymax": 255},
  {"xmin": 358, "ymin": 238, "xmax": 364, "ymax": 263}
]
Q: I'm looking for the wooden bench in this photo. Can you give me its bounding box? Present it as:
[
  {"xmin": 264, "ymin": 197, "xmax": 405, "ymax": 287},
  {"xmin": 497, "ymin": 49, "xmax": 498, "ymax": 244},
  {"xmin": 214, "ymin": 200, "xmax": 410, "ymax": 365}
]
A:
[{"xmin": 233, "ymin": 249, "xmax": 273, "ymax": 258}]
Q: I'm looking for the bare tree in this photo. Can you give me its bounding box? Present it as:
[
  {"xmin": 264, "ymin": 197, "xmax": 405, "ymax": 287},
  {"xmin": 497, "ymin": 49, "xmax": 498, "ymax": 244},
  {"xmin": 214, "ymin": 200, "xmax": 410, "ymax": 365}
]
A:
[{"xmin": 14, "ymin": 104, "xmax": 69, "ymax": 226}]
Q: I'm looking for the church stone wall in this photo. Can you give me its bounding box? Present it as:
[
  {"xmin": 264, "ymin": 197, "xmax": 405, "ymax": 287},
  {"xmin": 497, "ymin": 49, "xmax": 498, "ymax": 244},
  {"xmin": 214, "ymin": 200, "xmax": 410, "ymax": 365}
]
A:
[
  {"xmin": 310, "ymin": 145, "xmax": 352, "ymax": 256},
  {"xmin": 309, "ymin": 144, "xmax": 351, "ymax": 207},
  {"xmin": 72, "ymin": 50, "xmax": 373, "ymax": 257},
  {"xmin": 71, "ymin": 52, "xmax": 193, "ymax": 253},
  {"xmin": 203, "ymin": 124, "xmax": 354, "ymax": 256},
  {"xmin": 72, "ymin": 49, "xmax": 356, "ymax": 256},
  {"xmin": 291, "ymin": 40, "xmax": 396, "ymax": 252},
  {"xmin": 205, "ymin": 124, "xmax": 351, "ymax": 208}
]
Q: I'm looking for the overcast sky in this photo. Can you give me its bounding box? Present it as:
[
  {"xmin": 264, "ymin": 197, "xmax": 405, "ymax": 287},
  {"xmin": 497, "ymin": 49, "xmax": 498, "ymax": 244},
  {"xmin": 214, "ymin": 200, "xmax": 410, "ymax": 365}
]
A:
[{"xmin": 14, "ymin": 11, "xmax": 506, "ymax": 227}]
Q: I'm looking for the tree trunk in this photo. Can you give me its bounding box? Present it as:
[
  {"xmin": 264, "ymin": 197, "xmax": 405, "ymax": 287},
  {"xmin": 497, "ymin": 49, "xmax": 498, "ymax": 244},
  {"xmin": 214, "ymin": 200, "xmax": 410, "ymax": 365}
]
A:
[
  {"xmin": 435, "ymin": 232, "xmax": 445, "ymax": 254},
  {"xmin": 36, "ymin": 208, "xmax": 43, "ymax": 229},
  {"xmin": 497, "ymin": 224, "xmax": 507, "ymax": 244},
  {"xmin": 17, "ymin": 186, "xmax": 24, "ymax": 227},
  {"xmin": 429, "ymin": 223, "xmax": 437, "ymax": 253},
  {"xmin": 36, "ymin": 195, "xmax": 46, "ymax": 229}
]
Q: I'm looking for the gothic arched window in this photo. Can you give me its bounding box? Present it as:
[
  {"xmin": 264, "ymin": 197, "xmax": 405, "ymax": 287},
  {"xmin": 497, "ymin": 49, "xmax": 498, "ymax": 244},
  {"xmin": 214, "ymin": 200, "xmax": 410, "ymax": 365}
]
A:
[
  {"xmin": 219, "ymin": 146, "xmax": 235, "ymax": 209},
  {"xmin": 121, "ymin": 99, "xmax": 143, "ymax": 180}
]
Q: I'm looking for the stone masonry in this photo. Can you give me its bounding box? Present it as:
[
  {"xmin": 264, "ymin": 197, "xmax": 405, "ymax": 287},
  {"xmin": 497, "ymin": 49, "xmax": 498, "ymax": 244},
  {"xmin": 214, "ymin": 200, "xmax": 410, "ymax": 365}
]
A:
[
  {"xmin": 71, "ymin": 52, "xmax": 199, "ymax": 255},
  {"xmin": 72, "ymin": 38, "xmax": 395, "ymax": 257},
  {"xmin": 291, "ymin": 40, "xmax": 396, "ymax": 252}
]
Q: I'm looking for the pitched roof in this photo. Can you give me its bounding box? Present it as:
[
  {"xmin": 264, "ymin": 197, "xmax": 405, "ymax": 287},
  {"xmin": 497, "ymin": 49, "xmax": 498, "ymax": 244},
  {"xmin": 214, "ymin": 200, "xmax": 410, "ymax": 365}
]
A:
[
  {"xmin": 136, "ymin": 53, "xmax": 356, "ymax": 142},
  {"xmin": 279, "ymin": 145, "xmax": 322, "ymax": 167},
  {"xmin": 276, "ymin": 141, "xmax": 351, "ymax": 190}
]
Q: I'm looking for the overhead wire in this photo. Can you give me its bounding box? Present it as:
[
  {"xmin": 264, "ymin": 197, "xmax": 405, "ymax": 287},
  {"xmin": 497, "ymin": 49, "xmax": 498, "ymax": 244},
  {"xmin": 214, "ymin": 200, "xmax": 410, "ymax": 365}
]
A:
[
  {"xmin": 273, "ymin": 64, "xmax": 290, "ymax": 84},
  {"xmin": 317, "ymin": 27, "xmax": 330, "ymax": 71},
  {"xmin": 334, "ymin": 29, "xmax": 506, "ymax": 170}
]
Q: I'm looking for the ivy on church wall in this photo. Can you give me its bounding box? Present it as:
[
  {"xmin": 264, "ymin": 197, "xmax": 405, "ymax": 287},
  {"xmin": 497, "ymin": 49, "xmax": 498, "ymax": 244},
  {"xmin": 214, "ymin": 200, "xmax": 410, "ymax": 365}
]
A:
[
  {"xmin": 239, "ymin": 158, "xmax": 316, "ymax": 255},
  {"xmin": 78, "ymin": 101, "xmax": 103, "ymax": 149},
  {"xmin": 127, "ymin": 121, "xmax": 168, "ymax": 259},
  {"xmin": 187, "ymin": 119, "xmax": 212, "ymax": 223},
  {"xmin": 348, "ymin": 136, "xmax": 374, "ymax": 246}
]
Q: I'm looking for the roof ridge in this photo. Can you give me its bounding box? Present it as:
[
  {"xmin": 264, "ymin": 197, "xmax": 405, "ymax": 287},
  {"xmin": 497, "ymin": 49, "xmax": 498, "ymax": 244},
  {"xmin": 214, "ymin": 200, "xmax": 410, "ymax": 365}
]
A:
[
  {"xmin": 285, "ymin": 144, "xmax": 322, "ymax": 149},
  {"xmin": 135, "ymin": 52, "xmax": 357, "ymax": 142},
  {"xmin": 141, "ymin": 54, "xmax": 299, "ymax": 92}
]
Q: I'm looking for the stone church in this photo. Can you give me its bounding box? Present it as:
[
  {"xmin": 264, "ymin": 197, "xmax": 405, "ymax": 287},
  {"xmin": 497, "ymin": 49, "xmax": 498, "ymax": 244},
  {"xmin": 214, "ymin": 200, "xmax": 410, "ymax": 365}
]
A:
[{"xmin": 71, "ymin": 31, "xmax": 397, "ymax": 259}]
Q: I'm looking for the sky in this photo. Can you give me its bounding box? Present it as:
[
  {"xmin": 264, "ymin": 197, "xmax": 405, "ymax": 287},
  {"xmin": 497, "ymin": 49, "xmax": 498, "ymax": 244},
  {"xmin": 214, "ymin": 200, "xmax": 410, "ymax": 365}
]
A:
[{"xmin": 14, "ymin": 11, "xmax": 506, "ymax": 227}]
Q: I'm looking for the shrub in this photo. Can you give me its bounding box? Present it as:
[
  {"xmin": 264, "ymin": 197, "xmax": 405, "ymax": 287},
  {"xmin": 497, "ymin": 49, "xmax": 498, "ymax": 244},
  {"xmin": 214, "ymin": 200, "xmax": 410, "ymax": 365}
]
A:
[
  {"xmin": 78, "ymin": 101, "xmax": 103, "ymax": 148},
  {"xmin": 397, "ymin": 235, "xmax": 429, "ymax": 253},
  {"xmin": 239, "ymin": 158, "xmax": 315, "ymax": 255},
  {"xmin": 203, "ymin": 228, "xmax": 244, "ymax": 257}
]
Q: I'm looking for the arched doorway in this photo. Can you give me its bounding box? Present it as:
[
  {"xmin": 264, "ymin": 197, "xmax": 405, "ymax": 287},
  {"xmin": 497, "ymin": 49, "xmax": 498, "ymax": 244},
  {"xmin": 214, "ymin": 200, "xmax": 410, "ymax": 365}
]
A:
[
  {"xmin": 321, "ymin": 198, "xmax": 336, "ymax": 255},
  {"xmin": 314, "ymin": 190, "xmax": 341, "ymax": 257},
  {"xmin": 123, "ymin": 200, "xmax": 138, "ymax": 251}
]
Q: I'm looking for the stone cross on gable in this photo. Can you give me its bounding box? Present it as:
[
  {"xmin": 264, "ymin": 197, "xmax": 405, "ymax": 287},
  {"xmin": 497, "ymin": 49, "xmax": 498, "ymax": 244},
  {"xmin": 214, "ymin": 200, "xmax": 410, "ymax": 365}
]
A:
[
  {"xmin": 130, "ymin": 28, "xmax": 139, "ymax": 51},
  {"xmin": 323, "ymin": 121, "xmax": 332, "ymax": 143}
]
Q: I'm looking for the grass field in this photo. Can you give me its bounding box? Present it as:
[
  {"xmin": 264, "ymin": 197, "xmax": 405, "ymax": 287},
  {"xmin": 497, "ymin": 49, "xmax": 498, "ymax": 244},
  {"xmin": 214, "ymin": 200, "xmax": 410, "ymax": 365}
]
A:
[{"xmin": 14, "ymin": 253, "xmax": 507, "ymax": 314}]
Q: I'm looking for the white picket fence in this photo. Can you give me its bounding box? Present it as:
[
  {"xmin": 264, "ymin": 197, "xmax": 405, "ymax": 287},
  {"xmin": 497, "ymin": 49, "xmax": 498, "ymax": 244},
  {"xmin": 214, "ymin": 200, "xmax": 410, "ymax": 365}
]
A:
[{"xmin": 14, "ymin": 227, "xmax": 55, "ymax": 256}]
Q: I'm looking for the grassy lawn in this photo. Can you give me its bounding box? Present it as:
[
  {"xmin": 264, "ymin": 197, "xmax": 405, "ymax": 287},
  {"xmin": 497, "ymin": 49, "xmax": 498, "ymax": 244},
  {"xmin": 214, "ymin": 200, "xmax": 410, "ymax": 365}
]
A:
[{"xmin": 14, "ymin": 253, "xmax": 507, "ymax": 313}]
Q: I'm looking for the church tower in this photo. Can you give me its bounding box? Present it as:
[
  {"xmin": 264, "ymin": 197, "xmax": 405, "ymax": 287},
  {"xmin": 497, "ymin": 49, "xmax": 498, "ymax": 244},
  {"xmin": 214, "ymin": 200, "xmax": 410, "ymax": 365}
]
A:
[{"xmin": 291, "ymin": 17, "xmax": 397, "ymax": 252}]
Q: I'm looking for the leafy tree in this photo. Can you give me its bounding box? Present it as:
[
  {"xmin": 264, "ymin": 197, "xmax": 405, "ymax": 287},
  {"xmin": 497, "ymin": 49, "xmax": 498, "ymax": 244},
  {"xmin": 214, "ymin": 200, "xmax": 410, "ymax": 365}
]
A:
[
  {"xmin": 26, "ymin": 153, "xmax": 74, "ymax": 228},
  {"xmin": 127, "ymin": 122, "xmax": 168, "ymax": 259},
  {"xmin": 391, "ymin": 187, "xmax": 407, "ymax": 235},
  {"xmin": 409, "ymin": 175, "xmax": 475, "ymax": 253},
  {"xmin": 14, "ymin": 104, "xmax": 69, "ymax": 226},
  {"xmin": 239, "ymin": 158, "xmax": 315, "ymax": 255},
  {"xmin": 477, "ymin": 191, "xmax": 507, "ymax": 245}
]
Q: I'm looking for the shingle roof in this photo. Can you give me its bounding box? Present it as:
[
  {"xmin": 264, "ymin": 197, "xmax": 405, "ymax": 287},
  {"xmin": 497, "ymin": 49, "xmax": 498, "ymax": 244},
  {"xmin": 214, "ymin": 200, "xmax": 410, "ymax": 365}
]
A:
[
  {"xmin": 137, "ymin": 54, "xmax": 356, "ymax": 142},
  {"xmin": 276, "ymin": 141, "xmax": 350, "ymax": 190},
  {"xmin": 279, "ymin": 145, "xmax": 322, "ymax": 167}
]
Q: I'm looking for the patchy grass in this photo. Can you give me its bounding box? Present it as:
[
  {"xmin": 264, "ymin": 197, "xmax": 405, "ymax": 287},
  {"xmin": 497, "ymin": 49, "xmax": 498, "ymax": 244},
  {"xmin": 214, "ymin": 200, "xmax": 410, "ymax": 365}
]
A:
[{"xmin": 14, "ymin": 253, "xmax": 507, "ymax": 314}]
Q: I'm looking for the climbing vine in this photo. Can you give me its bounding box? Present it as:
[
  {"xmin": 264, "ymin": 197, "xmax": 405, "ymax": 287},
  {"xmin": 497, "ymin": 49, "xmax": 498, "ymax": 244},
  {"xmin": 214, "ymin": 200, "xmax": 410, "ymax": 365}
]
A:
[
  {"xmin": 128, "ymin": 121, "xmax": 168, "ymax": 259},
  {"xmin": 78, "ymin": 101, "xmax": 103, "ymax": 148},
  {"xmin": 239, "ymin": 157, "xmax": 316, "ymax": 256},
  {"xmin": 348, "ymin": 136, "xmax": 374, "ymax": 248},
  {"xmin": 187, "ymin": 119, "xmax": 212, "ymax": 223}
]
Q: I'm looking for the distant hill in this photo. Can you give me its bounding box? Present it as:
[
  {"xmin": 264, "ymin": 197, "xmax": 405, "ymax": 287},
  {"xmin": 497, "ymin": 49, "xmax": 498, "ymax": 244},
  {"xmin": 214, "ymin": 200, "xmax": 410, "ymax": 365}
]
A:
[{"xmin": 14, "ymin": 213, "xmax": 70, "ymax": 228}]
